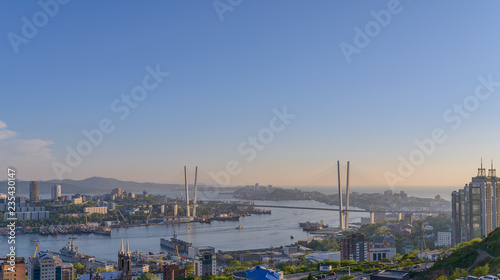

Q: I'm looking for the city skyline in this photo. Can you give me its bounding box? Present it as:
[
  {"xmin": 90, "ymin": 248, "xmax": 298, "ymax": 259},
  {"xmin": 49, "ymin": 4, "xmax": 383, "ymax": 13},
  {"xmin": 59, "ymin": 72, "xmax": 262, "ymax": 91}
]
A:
[{"xmin": 2, "ymin": 1, "xmax": 500, "ymax": 188}]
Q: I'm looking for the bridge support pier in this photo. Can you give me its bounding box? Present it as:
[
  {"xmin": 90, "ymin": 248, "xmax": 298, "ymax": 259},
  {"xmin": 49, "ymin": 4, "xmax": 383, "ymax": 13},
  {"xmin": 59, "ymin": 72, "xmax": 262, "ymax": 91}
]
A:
[
  {"xmin": 370, "ymin": 212, "xmax": 375, "ymax": 224},
  {"xmin": 398, "ymin": 212, "xmax": 402, "ymax": 221}
]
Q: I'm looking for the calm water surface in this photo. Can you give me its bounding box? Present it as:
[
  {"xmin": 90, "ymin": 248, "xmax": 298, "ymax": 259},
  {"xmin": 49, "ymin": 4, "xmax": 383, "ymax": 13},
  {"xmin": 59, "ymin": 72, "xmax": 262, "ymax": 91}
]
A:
[{"xmin": 1, "ymin": 200, "xmax": 369, "ymax": 261}]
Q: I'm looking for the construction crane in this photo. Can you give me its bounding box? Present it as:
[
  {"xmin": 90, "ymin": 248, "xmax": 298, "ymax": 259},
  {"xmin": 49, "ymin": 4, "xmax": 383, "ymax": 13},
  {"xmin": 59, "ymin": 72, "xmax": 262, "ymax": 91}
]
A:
[
  {"xmin": 175, "ymin": 244, "xmax": 181, "ymax": 263},
  {"xmin": 33, "ymin": 243, "xmax": 39, "ymax": 257}
]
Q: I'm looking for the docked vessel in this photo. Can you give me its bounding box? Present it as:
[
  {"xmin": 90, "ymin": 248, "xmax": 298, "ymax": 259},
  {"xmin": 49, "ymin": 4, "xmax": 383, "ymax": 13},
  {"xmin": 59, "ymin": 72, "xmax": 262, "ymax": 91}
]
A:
[
  {"xmin": 196, "ymin": 218, "xmax": 212, "ymax": 223},
  {"xmin": 160, "ymin": 230, "xmax": 192, "ymax": 252},
  {"xmin": 299, "ymin": 220, "xmax": 326, "ymax": 231},
  {"xmin": 213, "ymin": 214, "xmax": 240, "ymax": 221},
  {"xmin": 93, "ymin": 227, "xmax": 111, "ymax": 236},
  {"xmin": 52, "ymin": 238, "xmax": 95, "ymax": 264}
]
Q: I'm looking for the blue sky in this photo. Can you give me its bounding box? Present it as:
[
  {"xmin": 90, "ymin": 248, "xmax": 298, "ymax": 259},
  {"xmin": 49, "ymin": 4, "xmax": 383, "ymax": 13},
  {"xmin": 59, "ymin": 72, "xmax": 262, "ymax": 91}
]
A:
[{"xmin": 2, "ymin": 1, "xmax": 500, "ymax": 188}]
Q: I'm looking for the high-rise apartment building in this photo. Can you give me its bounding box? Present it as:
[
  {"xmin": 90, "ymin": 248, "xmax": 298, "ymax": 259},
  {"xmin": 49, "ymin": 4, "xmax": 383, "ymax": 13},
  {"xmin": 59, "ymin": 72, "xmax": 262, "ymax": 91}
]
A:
[
  {"xmin": 27, "ymin": 252, "xmax": 73, "ymax": 280},
  {"xmin": 341, "ymin": 233, "xmax": 369, "ymax": 262},
  {"xmin": 452, "ymin": 161, "xmax": 500, "ymax": 244},
  {"xmin": 193, "ymin": 247, "xmax": 216, "ymax": 277},
  {"xmin": 51, "ymin": 185, "xmax": 61, "ymax": 200},
  {"xmin": 437, "ymin": 232, "xmax": 452, "ymax": 247},
  {"xmin": 30, "ymin": 181, "xmax": 39, "ymax": 203}
]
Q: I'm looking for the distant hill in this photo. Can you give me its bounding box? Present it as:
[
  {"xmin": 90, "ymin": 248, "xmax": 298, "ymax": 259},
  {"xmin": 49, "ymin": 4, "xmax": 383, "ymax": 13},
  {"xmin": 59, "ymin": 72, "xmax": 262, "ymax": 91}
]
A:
[
  {"xmin": 420, "ymin": 227, "xmax": 500, "ymax": 279},
  {"xmin": 0, "ymin": 177, "xmax": 185, "ymax": 195}
]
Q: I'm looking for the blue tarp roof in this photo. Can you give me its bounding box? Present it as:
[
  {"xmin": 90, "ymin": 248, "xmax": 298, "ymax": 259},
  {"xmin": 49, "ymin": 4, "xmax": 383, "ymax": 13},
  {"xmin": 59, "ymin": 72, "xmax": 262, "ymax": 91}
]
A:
[{"xmin": 245, "ymin": 266, "xmax": 281, "ymax": 280}]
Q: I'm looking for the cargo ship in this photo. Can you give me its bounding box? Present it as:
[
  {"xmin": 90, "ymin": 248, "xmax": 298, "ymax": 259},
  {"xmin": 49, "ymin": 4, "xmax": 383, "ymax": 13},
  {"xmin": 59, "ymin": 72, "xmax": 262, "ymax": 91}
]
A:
[{"xmin": 160, "ymin": 230, "xmax": 192, "ymax": 252}]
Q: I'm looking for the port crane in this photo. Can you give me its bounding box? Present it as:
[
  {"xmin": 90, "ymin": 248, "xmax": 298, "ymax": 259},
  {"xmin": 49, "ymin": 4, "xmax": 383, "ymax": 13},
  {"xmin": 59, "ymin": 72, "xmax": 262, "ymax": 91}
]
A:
[
  {"xmin": 115, "ymin": 212, "xmax": 121, "ymax": 225},
  {"xmin": 118, "ymin": 210, "xmax": 128, "ymax": 225}
]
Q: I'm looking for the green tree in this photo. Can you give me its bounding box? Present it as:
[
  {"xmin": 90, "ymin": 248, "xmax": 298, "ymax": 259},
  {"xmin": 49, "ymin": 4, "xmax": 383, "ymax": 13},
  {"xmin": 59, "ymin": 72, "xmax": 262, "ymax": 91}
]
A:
[
  {"xmin": 450, "ymin": 268, "xmax": 468, "ymax": 279},
  {"xmin": 472, "ymin": 264, "xmax": 489, "ymax": 277},
  {"xmin": 184, "ymin": 263, "xmax": 194, "ymax": 275},
  {"xmin": 435, "ymin": 276, "xmax": 447, "ymax": 280},
  {"xmin": 227, "ymin": 260, "xmax": 241, "ymax": 268},
  {"xmin": 307, "ymin": 272, "xmax": 314, "ymax": 280},
  {"xmin": 72, "ymin": 262, "xmax": 84, "ymax": 273},
  {"xmin": 136, "ymin": 273, "xmax": 158, "ymax": 280}
]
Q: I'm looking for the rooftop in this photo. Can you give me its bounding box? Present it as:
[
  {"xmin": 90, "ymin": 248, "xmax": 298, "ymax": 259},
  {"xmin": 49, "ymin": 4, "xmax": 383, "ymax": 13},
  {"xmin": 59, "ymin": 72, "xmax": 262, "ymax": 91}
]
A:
[
  {"xmin": 371, "ymin": 270, "xmax": 409, "ymax": 279},
  {"xmin": 78, "ymin": 271, "xmax": 122, "ymax": 280},
  {"xmin": 244, "ymin": 266, "xmax": 282, "ymax": 280}
]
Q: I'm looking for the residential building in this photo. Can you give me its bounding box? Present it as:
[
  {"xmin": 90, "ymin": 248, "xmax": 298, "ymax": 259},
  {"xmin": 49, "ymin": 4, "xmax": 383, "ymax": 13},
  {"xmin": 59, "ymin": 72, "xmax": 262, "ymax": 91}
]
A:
[
  {"xmin": 437, "ymin": 231, "xmax": 452, "ymax": 247},
  {"xmin": 27, "ymin": 252, "xmax": 73, "ymax": 280},
  {"xmin": 369, "ymin": 234, "xmax": 396, "ymax": 261},
  {"xmin": 0, "ymin": 257, "xmax": 26, "ymax": 280},
  {"xmin": 111, "ymin": 188, "xmax": 124, "ymax": 197},
  {"xmin": 340, "ymin": 233, "xmax": 369, "ymax": 262},
  {"xmin": 30, "ymin": 181, "xmax": 39, "ymax": 203},
  {"xmin": 51, "ymin": 185, "xmax": 61, "ymax": 200},
  {"xmin": 83, "ymin": 207, "xmax": 108, "ymax": 215},
  {"xmin": 452, "ymin": 161, "xmax": 500, "ymax": 244},
  {"xmin": 162, "ymin": 264, "xmax": 186, "ymax": 280},
  {"xmin": 98, "ymin": 201, "xmax": 116, "ymax": 211},
  {"xmin": 59, "ymin": 263, "xmax": 73, "ymax": 280},
  {"xmin": 319, "ymin": 265, "xmax": 332, "ymax": 272},
  {"xmin": 72, "ymin": 197, "xmax": 83, "ymax": 204},
  {"xmin": 5, "ymin": 211, "xmax": 49, "ymax": 221},
  {"xmin": 193, "ymin": 247, "xmax": 216, "ymax": 277}
]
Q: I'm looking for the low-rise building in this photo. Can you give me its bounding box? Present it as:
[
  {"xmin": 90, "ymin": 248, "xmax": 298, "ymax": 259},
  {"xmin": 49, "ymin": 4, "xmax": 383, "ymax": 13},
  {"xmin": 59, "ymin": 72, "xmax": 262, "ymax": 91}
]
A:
[
  {"xmin": 161, "ymin": 264, "xmax": 186, "ymax": 280},
  {"xmin": 305, "ymin": 251, "xmax": 341, "ymax": 262},
  {"xmin": 72, "ymin": 197, "xmax": 83, "ymax": 204},
  {"xmin": 83, "ymin": 207, "xmax": 108, "ymax": 215},
  {"xmin": 282, "ymin": 246, "xmax": 300, "ymax": 256},
  {"xmin": 319, "ymin": 265, "xmax": 332, "ymax": 272},
  {"xmin": 5, "ymin": 211, "xmax": 49, "ymax": 221},
  {"xmin": 233, "ymin": 266, "xmax": 283, "ymax": 280},
  {"xmin": 369, "ymin": 234, "xmax": 396, "ymax": 261},
  {"xmin": 0, "ymin": 257, "xmax": 26, "ymax": 280},
  {"xmin": 370, "ymin": 270, "xmax": 409, "ymax": 280}
]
